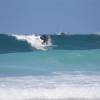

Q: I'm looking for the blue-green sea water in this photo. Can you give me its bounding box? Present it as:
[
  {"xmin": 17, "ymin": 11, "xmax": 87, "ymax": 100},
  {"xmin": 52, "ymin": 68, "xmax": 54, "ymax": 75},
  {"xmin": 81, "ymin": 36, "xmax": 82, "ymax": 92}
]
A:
[{"xmin": 0, "ymin": 33, "xmax": 100, "ymax": 100}]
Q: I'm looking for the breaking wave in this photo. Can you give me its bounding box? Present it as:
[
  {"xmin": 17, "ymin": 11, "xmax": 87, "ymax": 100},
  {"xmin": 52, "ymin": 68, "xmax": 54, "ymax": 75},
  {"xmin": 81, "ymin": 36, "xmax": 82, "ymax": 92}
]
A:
[
  {"xmin": 1, "ymin": 33, "xmax": 100, "ymax": 53},
  {"xmin": 0, "ymin": 33, "xmax": 52, "ymax": 53}
]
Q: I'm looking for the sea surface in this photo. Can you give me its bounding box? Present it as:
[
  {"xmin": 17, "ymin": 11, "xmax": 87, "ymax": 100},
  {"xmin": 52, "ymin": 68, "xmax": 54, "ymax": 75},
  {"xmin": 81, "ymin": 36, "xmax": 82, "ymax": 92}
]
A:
[{"xmin": 0, "ymin": 33, "xmax": 100, "ymax": 100}]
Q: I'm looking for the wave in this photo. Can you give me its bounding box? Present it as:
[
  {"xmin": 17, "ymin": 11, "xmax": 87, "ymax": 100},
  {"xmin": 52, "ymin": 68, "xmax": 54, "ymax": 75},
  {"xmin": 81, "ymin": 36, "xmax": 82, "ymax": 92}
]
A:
[
  {"xmin": 0, "ymin": 33, "xmax": 52, "ymax": 53},
  {"xmin": 12, "ymin": 34, "xmax": 52, "ymax": 51},
  {"xmin": 1, "ymin": 33, "xmax": 100, "ymax": 53},
  {"xmin": 0, "ymin": 72, "xmax": 100, "ymax": 100},
  {"xmin": 52, "ymin": 34, "xmax": 100, "ymax": 50}
]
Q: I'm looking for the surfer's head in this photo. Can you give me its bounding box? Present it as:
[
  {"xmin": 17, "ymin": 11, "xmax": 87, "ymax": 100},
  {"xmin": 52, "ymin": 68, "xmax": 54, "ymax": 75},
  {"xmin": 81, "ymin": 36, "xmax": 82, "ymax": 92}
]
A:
[{"xmin": 40, "ymin": 35, "xmax": 48, "ymax": 44}]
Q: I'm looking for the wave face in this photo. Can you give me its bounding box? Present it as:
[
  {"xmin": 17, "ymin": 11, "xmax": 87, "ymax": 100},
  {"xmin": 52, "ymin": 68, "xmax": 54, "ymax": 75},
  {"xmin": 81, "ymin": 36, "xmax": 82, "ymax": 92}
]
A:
[
  {"xmin": 0, "ymin": 34, "xmax": 33, "ymax": 53},
  {"xmin": 0, "ymin": 33, "xmax": 51, "ymax": 53},
  {"xmin": 1, "ymin": 33, "xmax": 100, "ymax": 53},
  {"xmin": 51, "ymin": 34, "xmax": 100, "ymax": 50}
]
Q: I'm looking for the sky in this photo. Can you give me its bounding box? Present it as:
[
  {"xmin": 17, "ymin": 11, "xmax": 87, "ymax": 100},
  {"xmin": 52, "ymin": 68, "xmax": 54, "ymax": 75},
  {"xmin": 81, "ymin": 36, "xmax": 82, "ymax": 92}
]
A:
[{"xmin": 0, "ymin": 0, "xmax": 100, "ymax": 34}]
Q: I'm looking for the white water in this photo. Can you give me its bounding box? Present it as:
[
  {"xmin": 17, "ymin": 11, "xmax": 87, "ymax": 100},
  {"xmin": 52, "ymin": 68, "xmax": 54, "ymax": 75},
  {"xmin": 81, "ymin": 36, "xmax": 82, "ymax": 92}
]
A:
[
  {"xmin": 0, "ymin": 72, "xmax": 100, "ymax": 100},
  {"xmin": 12, "ymin": 34, "xmax": 52, "ymax": 51},
  {"xmin": 0, "ymin": 87, "xmax": 100, "ymax": 100}
]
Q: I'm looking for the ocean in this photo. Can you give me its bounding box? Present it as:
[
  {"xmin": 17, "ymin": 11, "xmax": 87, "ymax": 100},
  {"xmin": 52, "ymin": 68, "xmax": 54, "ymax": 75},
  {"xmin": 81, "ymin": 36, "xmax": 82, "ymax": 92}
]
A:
[{"xmin": 0, "ymin": 33, "xmax": 100, "ymax": 100}]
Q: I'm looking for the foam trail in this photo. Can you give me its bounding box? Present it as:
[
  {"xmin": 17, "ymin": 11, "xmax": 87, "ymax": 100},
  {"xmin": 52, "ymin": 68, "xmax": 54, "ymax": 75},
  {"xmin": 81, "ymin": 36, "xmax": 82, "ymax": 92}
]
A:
[{"xmin": 12, "ymin": 34, "xmax": 52, "ymax": 51}]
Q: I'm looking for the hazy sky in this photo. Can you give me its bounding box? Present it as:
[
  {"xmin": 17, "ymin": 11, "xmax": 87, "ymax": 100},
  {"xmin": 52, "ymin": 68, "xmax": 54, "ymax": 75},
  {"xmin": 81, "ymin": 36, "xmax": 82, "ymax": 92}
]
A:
[{"xmin": 0, "ymin": 0, "xmax": 100, "ymax": 34}]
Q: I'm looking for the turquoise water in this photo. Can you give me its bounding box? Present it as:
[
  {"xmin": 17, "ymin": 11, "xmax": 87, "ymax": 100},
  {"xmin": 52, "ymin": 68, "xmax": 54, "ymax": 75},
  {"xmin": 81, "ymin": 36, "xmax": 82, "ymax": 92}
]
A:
[
  {"xmin": 0, "ymin": 33, "xmax": 100, "ymax": 99},
  {"xmin": 0, "ymin": 50, "xmax": 100, "ymax": 75},
  {"xmin": 0, "ymin": 50, "xmax": 100, "ymax": 100}
]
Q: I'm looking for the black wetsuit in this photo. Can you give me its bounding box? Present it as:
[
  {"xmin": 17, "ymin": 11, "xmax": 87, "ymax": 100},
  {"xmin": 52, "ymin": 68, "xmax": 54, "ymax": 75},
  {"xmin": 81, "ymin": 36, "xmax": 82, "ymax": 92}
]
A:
[{"xmin": 40, "ymin": 35, "xmax": 48, "ymax": 44}]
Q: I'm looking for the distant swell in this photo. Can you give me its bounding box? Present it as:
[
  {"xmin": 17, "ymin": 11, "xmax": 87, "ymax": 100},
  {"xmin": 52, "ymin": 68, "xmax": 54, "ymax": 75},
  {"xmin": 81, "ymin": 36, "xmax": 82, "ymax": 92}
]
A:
[{"xmin": 1, "ymin": 33, "xmax": 100, "ymax": 53}]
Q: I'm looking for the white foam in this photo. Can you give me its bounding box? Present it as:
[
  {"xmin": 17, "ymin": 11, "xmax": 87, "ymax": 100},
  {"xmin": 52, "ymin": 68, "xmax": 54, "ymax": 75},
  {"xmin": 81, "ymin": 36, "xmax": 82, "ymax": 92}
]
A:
[
  {"xmin": 12, "ymin": 34, "xmax": 52, "ymax": 51},
  {"xmin": 0, "ymin": 87, "xmax": 100, "ymax": 100},
  {"xmin": 0, "ymin": 73, "xmax": 100, "ymax": 100}
]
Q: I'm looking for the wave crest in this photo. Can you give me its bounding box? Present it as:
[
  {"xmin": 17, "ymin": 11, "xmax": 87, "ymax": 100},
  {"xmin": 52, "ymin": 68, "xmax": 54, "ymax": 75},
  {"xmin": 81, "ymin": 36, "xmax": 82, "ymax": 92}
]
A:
[{"xmin": 12, "ymin": 34, "xmax": 52, "ymax": 51}]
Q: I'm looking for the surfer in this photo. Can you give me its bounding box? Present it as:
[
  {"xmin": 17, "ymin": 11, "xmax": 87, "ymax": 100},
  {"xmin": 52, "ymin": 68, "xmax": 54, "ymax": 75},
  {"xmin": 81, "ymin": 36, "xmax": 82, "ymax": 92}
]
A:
[{"xmin": 40, "ymin": 35, "xmax": 49, "ymax": 45}]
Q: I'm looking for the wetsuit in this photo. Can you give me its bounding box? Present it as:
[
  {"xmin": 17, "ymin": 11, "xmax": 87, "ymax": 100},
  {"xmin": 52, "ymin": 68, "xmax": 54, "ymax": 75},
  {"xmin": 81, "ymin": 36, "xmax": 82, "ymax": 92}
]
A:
[{"xmin": 40, "ymin": 35, "xmax": 48, "ymax": 44}]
